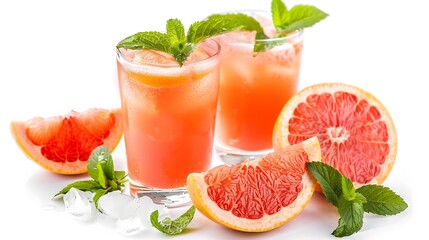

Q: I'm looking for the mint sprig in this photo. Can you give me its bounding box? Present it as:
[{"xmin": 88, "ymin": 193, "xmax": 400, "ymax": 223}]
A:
[
  {"xmin": 272, "ymin": 0, "xmax": 328, "ymax": 34},
  {"xmin": 117, "ymin": 17, "xmax": 241, "ymax": 66},
  {"xmin": 209, "ymin": 0, "xmax": 328, "ymax": 52},
  {"xmin": 306, "ymin": 162, "xmax": 408, "ymax": 237},
  {"xmin": 54, "ymin": 146, "xmax": 128, "ymax": 209},
  {"xmin": 150, "ymin": 205, "xmax": 196, "ymax": 235}
]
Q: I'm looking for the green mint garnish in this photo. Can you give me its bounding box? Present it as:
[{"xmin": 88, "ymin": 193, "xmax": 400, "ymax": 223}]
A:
[
  {"xmin": 117, "ymin": 17, "xmax": 242, "ymax": 66},
  {"xmin": 150, "ymin": 205, "xmax": 196, "ymax": 235},
  {"xmin": 306, "ymin": 162, "xmax": 408, "ymax": 237},
  {"xmin": 341, "ymin": 176, "xmax": 357, "ymax": 201},
  {"xmin": 271, "ymin": 0, "xmax": 328, "ymax": 34},
  {"xmin": 209, "ymin": 0, "xmax": 328, "ymax": 52},
  {"xmin": 54, "ymin": 146, "xmax": 128, "ymax": 209}
]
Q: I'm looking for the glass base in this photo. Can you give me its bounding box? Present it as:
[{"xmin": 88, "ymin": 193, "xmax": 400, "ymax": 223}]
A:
[
  {"xmin": 129, "ymin": 180, "xmax": 191, "ymax": 208},
  {"xmin": 215, "ymin": 141, "xmax": 273, "ymax": 165}
]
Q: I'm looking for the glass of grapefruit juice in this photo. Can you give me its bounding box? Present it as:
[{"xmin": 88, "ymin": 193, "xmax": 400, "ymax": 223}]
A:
[
  {"xmin": 116, "ymin": 39, "xmax": 220, "ymax": 207},
  {"xmin": 213, "ymin": 12, "xmax": 304, "ymax": 164}
]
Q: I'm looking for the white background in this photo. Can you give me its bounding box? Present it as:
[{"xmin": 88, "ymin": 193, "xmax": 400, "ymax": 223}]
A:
[{"xmin": 0, "ymin": 0, "xmax": 426, "ymax": 239}]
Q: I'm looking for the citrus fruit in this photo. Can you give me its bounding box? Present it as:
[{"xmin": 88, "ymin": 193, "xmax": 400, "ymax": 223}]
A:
[
  {"xmin": 11, "ymin": 108, "xmax": 123, "ymax": 175},
  {"xmin": 187, "ymin": 137, "xmax": 321, "ymax": 232},
  {"xmin": 273, "ymin": 83, "xmax": 397, "ymax": 188}
]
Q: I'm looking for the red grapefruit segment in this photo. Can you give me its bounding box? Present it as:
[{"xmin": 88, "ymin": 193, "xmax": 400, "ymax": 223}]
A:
[
  {"xmin": 11, "ymin": 108, "xmax": 123, "ymax": 175},
  {"xmin": 187, "ymin": 137, "xmax": 321, "ymax": 232},
  {"xmin": 273, "ymin": 83, "xmax": 397, "ymax": 187}
]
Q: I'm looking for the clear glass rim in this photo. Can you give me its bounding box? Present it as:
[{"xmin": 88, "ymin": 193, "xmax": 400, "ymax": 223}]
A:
[{"xmin": 116, "ymin": 38, "xmax": 221, "ymax": 69}]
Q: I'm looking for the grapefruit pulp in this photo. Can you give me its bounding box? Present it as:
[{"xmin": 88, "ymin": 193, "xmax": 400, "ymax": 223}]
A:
[
  {"xmin": 11, "ymin": 108, "xmax": 123, "ymax": 175},
  {"xmin": 273, "ymin": 83, "xmax": 397, "ymax": 188},
  {"xmin": 187, "ymin": 137, "xmax": 321, "ymax": 232}
]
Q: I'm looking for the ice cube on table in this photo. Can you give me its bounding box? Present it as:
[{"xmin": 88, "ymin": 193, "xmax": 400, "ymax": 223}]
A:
[
  {"xmin": 61, "ymin": 189, "xmax": 170, "ymax": 235},
  {"xmin": 98, "ymin": 191, "xmax": 169, "ymax": 235},
  {"xmin": 63, "ymin": 188, "xmax": 95, "ymax": 221},
  {"xmin": 98, "ymin": 191, "xmax": 134, "ymax": 219}
]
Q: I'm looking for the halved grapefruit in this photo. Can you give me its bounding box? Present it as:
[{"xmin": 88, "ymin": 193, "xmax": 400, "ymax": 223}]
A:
[
  {"xmin": 273, "ymin": 83, "xmax": 397, "ymax": 188},
  {"xmin": 11, "ymin": 108, "xmax": 123, "ymax": 175},
  {"xmin": 187, "ymin": 137, "xmax": 321, "ymax": 232}
]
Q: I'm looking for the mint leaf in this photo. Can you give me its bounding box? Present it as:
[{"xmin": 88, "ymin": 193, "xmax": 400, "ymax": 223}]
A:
[
  {"xmin": 187, "ymin": 17, "xmax": 243, "ymax": 44},
  {"xmin": 166, "ymin": 19, "xmax": 186, "ymax": 44},
  {"xmin": 281, "ymin": 5, "xmax": 328, "ymax": 33},
  {"xmin": 332, "ymin": 197, "xmax": 364, "ymax": 237},
  {"xmin": 166, "ymin": 19, "xmax": 193, "ymax": 66},
  {"xmin": 96, "ymin": 161, "xmax": 106, "ymax": 188},
  {"xmin": 116, "ymin": 31, "xmax": 171, "ymax": 52},
  {"xmin": 104, "ymin": 154, "xmax": 115, "ymax": 180},
  {"xmin": 54, "ymin": 180, "xmax": 101, "ymax": 197},
  {"xmin": 208, "ymin": 13, "xmax": 268, "ymax": 40},
  {"xmin": 93, "ymin": 188, "xmax": 109, "ymax": 209},
  {"xmin": 87, "ymin": 145, "xmax": 114, "ymax": 181},
  {"xmin": 271, "ymin": 0, "xmax": 289, "ymax": 28},
  {"xmin": 357, "ymin": 185, "xmax": 408, "ymax": 215},
  {"xmin": 171, "ymin": 43, "xmax": 194, "ymax": 67},
  {"xmin": 108, "ymin": 180, "xmax": 118, "ymax": 191},
  {"xmin": 151, "ymin": 206, "xmax": 196, "ymax": 235},
  {"xmin": 306, "ymin": 162, "xmax": 342, "ymax": 206},
  {"xmin": 341, "ymin": 176, "xmax": 355, "ymax": 201},
  {"xmin": 114, "ymin": 171, "xmax": 127, "ymax": 181},
  {"xmin": 353, "ymin": 192, "xmax": 367, "ymax": 204}
]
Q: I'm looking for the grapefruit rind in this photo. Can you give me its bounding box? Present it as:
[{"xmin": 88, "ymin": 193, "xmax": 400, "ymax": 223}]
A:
[
  {"xmin": 10, "ymin": 108, "xmax": 123, "ymax": 175},
  {"xmin": 187, "ymin": 137, "xmax": 321, "ymax": 232},
  {"xmin": 273, "ymin": 83, "xmax": 397, "ymax": 188}
]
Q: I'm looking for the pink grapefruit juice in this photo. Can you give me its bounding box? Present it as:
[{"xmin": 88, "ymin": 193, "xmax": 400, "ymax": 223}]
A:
[
  {"xmin": 214, "ymin": 29, "xmax": 303, "ymax": 151},
  {"xmin": 116, "ymin": 41, "xmax": 220, "ymax": 189}
]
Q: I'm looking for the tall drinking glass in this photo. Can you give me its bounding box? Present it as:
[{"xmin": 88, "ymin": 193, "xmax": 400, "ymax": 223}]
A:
[
  {"xmin": 116, "ymin": 39, "xmax": 220, "ymax": 207},
  {"xmin": 213, "ymin": 11, "xmax": 304, "ymax": 164}
]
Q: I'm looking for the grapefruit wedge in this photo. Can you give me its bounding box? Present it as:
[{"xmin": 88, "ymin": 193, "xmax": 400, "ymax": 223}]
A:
[
  {"xmin": 187, "ymin": 137, "xmax": 321, "ymax": 232},
  {"xmin": 273, "ymin": 83, "xmax": 397, "ymax": 188},
  {"xmin": 11, "ymin": 108, "xmax": 123, "ymax": 175}
]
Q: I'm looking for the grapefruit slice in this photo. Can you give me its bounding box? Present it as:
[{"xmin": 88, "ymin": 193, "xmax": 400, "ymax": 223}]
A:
[
  {"xmin": 11, "ymin": 108, "xmax": 123, "ymax": 175},
  {"xmin": 187, "ymin": 137, "xmax": 321, "ymax": 232},
  {"xmin": 273, "ymin": 83, "xmax": 397, "ymax": 188},
  {"xmin": 118, "ymin": 48, "xmax": 210, "ymax": 88}
]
